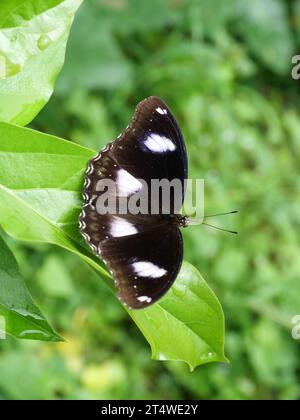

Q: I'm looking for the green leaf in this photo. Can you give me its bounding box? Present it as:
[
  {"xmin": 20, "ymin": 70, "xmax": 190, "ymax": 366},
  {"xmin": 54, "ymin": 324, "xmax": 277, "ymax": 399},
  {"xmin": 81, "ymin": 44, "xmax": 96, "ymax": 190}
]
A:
[
  {"xmin": 0, "ymin": 234, "xmax": 62, "ymax": 341},
  {"xmin": 131, "ymin": 261, "xmax": 227, "ymax": 371},
  {"xmin": 0, "ymin": 121, "xmax": 109, "ymax": 280},
  {"xmin": 0, "ymin": 121, "xmax": 226, "ymax": 368},
  {"xmin": 0, "ymin": 0, "xmax": 83, "ymax": 126}
]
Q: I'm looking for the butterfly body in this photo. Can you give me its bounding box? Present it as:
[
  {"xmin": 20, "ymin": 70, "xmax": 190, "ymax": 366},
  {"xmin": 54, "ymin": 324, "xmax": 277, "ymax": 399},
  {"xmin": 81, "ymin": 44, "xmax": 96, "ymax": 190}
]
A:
[{"xmin": 80, "ymin": 97, "xmax": 188, "ymax": 309}]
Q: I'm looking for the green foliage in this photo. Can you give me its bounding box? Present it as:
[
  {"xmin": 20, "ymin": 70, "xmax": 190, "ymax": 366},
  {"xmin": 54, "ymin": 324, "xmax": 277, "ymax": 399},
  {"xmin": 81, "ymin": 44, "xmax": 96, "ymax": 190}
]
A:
[
  {"xmin": 0, "ymin": 0, "xmax": 300, "ymax": 400},
  {"xmin": 0, "ymin": 0, "xmax": 83, "ymax": 125},
  {"xmin": 0, "ymin": 234, "xmax": 61, "ymax": 341},
  {"xmin": 235, "ymin": 0, "xmax": 294, "ymax": 75}
]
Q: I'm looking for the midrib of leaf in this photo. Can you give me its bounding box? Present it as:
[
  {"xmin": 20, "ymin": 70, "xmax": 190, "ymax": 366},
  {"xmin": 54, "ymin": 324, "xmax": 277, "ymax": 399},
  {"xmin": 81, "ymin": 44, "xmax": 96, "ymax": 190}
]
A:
[
  {"xmin": 60, "ymin": 166, "xmax": 88, "ymax": 189},
  {"xmin": 176, "ymin": 284, "xmax": 225, "ymax": 358},
  {"xmin": 0, "ymin": 152, "xmax": 91, "ymax": 158},
  {"xmin": 0, "ymin": 122, "xmax": 95, "ymax": 157},
  {"xmin": 160, "ymin": 304, "xmax": 220, "ymax": 355},
  {"xmin": 7, "ymin": 187, "xmax": 80, "ymax": 193},
  {"xmin": 129, "ymin": 305, "xmax": 216, "ymax": 370},
  {"xmin": 132, "ymin": 303, "xmax": 221, "ymax": 369}
]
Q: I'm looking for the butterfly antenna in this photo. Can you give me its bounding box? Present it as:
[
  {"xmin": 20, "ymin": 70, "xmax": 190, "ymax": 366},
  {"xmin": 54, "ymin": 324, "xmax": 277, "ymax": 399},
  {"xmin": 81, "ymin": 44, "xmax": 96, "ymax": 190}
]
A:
[
  {"xmin": 204, "ymin": 210, "xmax": 238, "ymax": 218},
  {"xmin": 202, "ymin": 222, "xmax": 237, "ymax": 235},
  {"xmin": 185, "ymin": 210, "xmax": 238, "ymax": 233}
]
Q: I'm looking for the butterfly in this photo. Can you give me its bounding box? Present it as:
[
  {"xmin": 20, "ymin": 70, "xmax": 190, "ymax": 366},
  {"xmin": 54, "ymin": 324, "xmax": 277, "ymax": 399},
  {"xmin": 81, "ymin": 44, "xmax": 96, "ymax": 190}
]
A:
[{"xmin": 79, "ymin": 96, "xmax": 188, "ymax": 309}]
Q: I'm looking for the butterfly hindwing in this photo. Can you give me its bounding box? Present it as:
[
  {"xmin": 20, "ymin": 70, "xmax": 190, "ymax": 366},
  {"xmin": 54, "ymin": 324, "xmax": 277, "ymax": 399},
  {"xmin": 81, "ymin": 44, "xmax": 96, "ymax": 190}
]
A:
[{"xmin": 100, "ymin": 224, "xmax": 183, "ymax": 309}]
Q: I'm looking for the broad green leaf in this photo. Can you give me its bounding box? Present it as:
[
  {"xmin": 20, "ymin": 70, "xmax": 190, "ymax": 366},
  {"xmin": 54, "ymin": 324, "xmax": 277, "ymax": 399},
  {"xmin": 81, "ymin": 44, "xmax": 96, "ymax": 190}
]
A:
[
  {"xmin": 0, "ymin": 121, "xmax": 226, "ymax": 368},
  {"xmin": 131, "ymin": 261, "xmax": 227, "ymax": 371},
  {"xmin": 0, "ymin": 121, "xmax": 110, "ymax": 280},
  {"xmin": 0, "ymin": 234, "xmax": 62, "ymax": 341},
  {"xmin": 0, "ymin": 0, "xmax": 83, "ymax": 126}
]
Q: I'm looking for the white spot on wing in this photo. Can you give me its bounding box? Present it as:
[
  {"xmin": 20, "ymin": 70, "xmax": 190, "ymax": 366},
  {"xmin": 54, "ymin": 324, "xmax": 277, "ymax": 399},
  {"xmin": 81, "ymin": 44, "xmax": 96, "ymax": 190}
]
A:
[
  {"xmin": 117, "ymin": 169, "xmax": 143, "ymax": 196},
  {"xmin": 132, "ymin": 261, "xmax": 167, "ymax": 278},
  {"xmin": 110, "ymin": 217, "xmax": 138, "ymax": 238},
  {"xmin": 137, "ymin": 296, "xmax": 152, "ymax": 303},
  {"xmin": 144, "ymin": 133, "xmax": 176, "ymax": 153},
  {"xmin": 156, "ymin": 107, "xmax": 167, "ymax": 115}
]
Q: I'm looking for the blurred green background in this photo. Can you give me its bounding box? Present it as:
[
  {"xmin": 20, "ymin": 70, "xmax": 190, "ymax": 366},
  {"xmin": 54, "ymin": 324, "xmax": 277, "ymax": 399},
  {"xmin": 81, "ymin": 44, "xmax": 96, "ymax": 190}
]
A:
[{"xmin": 1, "ymin": 0, "xmax": 300, "ymax": 400}]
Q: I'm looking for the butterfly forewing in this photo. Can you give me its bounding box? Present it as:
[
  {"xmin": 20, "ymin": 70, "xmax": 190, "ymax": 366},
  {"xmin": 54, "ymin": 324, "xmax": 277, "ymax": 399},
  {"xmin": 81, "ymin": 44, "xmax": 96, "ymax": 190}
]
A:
[{"xmin": 107, "ymin": 96, "xmax": 187, "ymax": 211}]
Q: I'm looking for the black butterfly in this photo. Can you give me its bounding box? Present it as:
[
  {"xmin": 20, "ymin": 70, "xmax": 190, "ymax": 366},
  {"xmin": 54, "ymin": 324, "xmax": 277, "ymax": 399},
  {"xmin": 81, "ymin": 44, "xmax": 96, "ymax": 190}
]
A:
[{"xmin": 80, "ymin": 97, "xmax": 188, "ymax": 309}]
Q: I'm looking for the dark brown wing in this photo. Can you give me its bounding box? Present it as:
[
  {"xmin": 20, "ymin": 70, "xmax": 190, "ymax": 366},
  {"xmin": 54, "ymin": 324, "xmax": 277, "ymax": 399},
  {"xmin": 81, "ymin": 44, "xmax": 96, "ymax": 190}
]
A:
[
  {"xmin": 80, "ymin": 97, "xmax": 187, "ymax": 309},
  {"xmin": 100, "ymin": 225, "xmax": 183, "ymax": 309},
  {"xmin": 106, "ymin": 96, "xmax": 188, "ymax": 211},
  {"xmin": 80, "ymin": 148, "xmax": 167, "ymax": 249}
]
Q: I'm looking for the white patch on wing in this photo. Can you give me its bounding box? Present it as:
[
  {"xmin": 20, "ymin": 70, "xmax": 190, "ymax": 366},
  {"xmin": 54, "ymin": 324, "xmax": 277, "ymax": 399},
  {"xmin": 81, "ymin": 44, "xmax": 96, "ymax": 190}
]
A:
[
  {"xmin": 144, "ymin": 133, "xmax": 176, "ymax": 153},
  {"xmin": 137, "ymin": 296, "xmax": 152, "ymax": 303},
  {"xmin": 117, "ymin": 169, "xmax": 143, "ymax": 196},
  {"xmin": 156, "ymin": 107, "xmax": 167, "ymax": 115},
  {"xmin": 132, "ymin": 261, "xmax": 167, "ymax": 278},
  {"xmin": 110, "ymin": 217, "xmax": 138, "ymax": 237}
]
